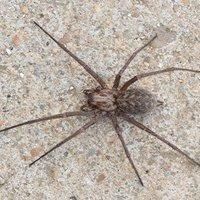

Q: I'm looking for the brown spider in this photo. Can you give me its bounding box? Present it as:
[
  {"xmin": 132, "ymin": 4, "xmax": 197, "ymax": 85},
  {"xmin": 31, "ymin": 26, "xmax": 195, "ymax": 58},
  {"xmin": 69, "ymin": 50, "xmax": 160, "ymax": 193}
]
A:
[{"xmin": 1, "ymin": 21, "xmax": 200, "ymax": 186}]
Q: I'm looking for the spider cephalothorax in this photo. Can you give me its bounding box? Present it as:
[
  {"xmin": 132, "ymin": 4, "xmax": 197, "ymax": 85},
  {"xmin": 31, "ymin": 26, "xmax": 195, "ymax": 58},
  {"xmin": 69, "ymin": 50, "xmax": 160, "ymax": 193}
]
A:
[
  {"xmin": 84, "ymin": 87, "xmax": 118, "ymax": 111},
  {"xmin": 1, "ymin": 21, "xmax": 200, "ymax": 187}
]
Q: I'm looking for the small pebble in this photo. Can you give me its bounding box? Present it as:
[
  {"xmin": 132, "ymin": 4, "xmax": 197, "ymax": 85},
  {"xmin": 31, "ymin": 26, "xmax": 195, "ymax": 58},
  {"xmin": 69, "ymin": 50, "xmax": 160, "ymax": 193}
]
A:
[
  {"xmin": 64, "ymin": 151, "xmax": 69, "ymax": 157},
  {"xmin": 96, "ymin": 173, "xmax": 106, "ymax": 183},
  {"xmin": 181, "ymin": 0, "xmax": 189, "ymax": 4},
  {"xmin": 6, "ymin": 48, "xmax": 12, "ymax": 55},
  {"xmin": 49, "ymin": 167, "xmax": 59, "ymax": 180},
  {"xmin": 69, "ymin": 86, "xmax": 74, "ymax": 91},
  {"xmin": 20, "ymin": 5, "xmax": 29, "ymax": 14},
  {"xmin": 19, "ymin": 73, "xmax": 24, "ymax": 78},
  {"xmin": 144, "ymin": 61, "xmax": 150, "ymax": 67},
  {"xmin": 12, "ymin": 35, "xmax": 20, "ymax": 46},
  {"xmin": 30, "ymin": 146, "xmax": 43, "ymax": 158},
  {"xmin": 0, "ymin": 120, "xmax": 5, "ymax": 126}
]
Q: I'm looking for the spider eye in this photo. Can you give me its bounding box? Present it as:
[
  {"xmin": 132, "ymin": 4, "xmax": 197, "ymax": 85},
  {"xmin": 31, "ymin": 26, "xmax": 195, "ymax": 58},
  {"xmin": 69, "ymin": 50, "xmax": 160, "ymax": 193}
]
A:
[{"xmin": 83, "ymin": 90, "xmax": 91, "ymax": 95}]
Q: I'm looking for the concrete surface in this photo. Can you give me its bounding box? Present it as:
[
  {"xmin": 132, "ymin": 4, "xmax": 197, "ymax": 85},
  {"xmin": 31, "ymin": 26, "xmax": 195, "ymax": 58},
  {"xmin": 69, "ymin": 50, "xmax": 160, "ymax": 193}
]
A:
[{"xmin": 0, "ymin": 0, "xmax": 200, "ymax": 199}]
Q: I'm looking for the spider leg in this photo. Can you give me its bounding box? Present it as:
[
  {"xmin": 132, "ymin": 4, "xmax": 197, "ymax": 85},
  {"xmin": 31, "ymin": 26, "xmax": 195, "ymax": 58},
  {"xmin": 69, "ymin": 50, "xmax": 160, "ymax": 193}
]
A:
[
  {"xmin": 33, "ymin": 21, "xmax": 107, "ymax": 88},
  {"xmin": 113, "ymin": 34, "xmax": 157, "ymax": 89},
  {"xmin": 29, "ymin": 115, "xmax": 100, "ymax": 166},
  {"xmin": 120, "ymin": 67, "xmax": 200, "ymax": 92},
  {"xmin": 110, "ymin": 114, "xmax": 144, "ymax": 186},
  {"xmin": 0, "ymin": 111, "xmax": 87, "ymax": 133},
  {"xmin": 122, "ymin": 113, "xmax": 200, "ymax": 167}
]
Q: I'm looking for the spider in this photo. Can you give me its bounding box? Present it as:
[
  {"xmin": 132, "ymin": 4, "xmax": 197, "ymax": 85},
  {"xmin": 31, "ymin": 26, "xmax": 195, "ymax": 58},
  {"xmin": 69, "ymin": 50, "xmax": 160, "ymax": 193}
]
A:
[{"xmin": 1, "ymin": 21, "xmax": 200, "ymax": 186}]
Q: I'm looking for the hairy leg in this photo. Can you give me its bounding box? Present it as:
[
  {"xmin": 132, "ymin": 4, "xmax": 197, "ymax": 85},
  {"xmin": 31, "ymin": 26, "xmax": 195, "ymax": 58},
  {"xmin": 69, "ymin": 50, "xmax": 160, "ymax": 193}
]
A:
[
  {"xmin": 34, "ymin": 21, "xmax": 107, "ymax": 88},
  {"xmin": 113, "ymin": 34, "xmax": 157, "ymax": 89},
  {"xmin": 110, "ymin": 114, "xmax": 144, "ymax": 186},
  {"xmin": 30, "ymin": 115, "xmax": 100, "ymax": 166},
  {"xmin": 120, "ymin": 67, "xmax": 200, "ymax": 92},
  {"xmin": 0, "ymin": 111, "xmax": 87, "ymax": 133},
  {"xmin": 122, "ymin": 113, "xmax": 200, "ymax": 167}
]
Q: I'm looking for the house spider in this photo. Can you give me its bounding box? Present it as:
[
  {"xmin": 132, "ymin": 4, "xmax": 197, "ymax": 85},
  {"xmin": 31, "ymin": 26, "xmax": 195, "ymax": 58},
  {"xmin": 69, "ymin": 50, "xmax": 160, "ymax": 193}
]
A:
[{"xmin": 1, "ymin": 21, "xmax": 200, "ymax": 186}]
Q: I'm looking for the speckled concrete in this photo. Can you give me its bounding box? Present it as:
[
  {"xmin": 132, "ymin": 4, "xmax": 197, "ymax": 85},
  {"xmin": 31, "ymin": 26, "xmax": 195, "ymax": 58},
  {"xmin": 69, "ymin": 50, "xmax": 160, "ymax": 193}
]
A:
[{"xmin": 0, "ymin": 0, "xmax": 200, "ymax": 200}]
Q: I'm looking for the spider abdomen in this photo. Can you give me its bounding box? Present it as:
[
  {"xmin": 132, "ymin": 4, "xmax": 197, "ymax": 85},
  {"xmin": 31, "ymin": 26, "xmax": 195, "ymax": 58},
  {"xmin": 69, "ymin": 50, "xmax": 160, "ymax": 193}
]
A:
[{"xmin": 118, "ymin": 88, "xmax": 156, "ymax": 114}]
